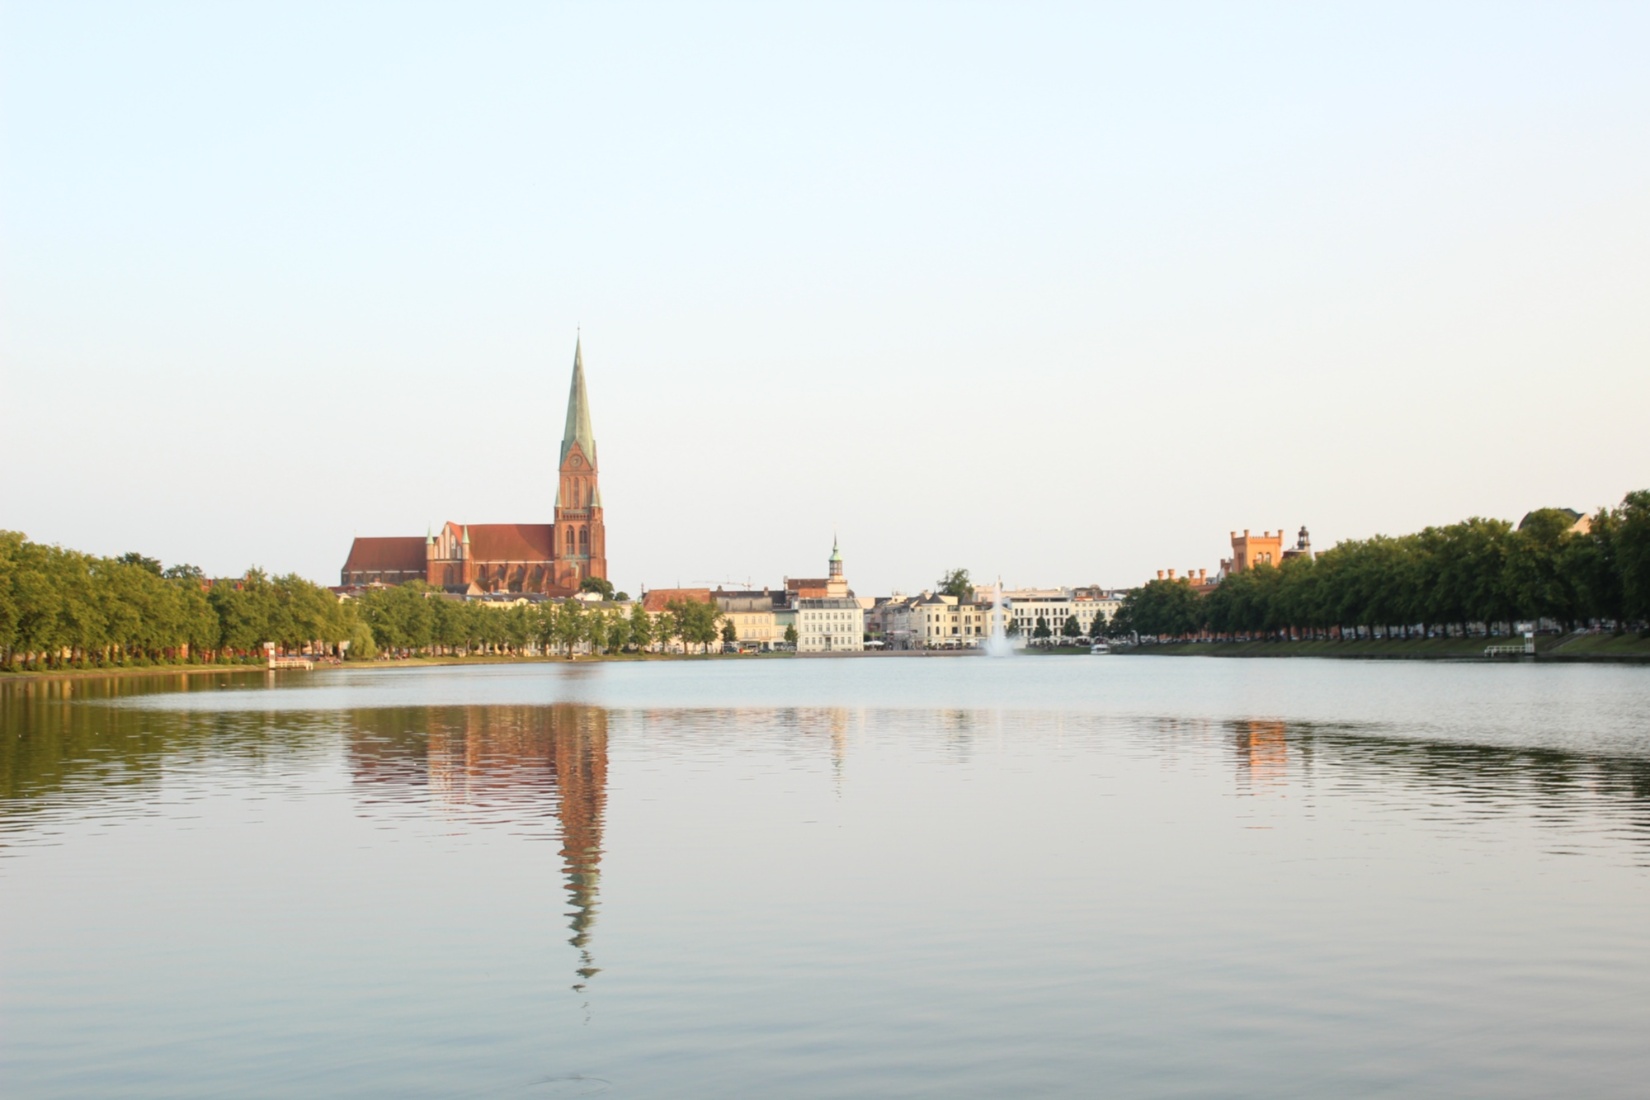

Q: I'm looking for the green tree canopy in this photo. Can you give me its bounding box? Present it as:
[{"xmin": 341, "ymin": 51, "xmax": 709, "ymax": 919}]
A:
[
  {"xmin": 580, "ymin": 576, "xmax": 615, "ymax": 600},
  {"xmin": 118, "ymin": 552, "xmax": 162, "ymax": 576},
  {"xmin": 937, "ymin": 568, "xmax": 973, "ymax": 602},
  {"xmin": 627, "ymin": 601, "xmax": 654, "ymax": 652}
]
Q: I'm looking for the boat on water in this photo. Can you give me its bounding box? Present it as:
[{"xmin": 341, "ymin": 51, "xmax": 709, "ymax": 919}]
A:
[{"xmin": 1090, "ymin": 641, "xmax": 1110, "ymax": 654}]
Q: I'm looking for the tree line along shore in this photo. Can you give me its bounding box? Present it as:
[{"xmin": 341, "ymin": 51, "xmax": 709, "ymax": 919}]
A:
[
  {"xmin": 4, "ymin": 489, "xmax": 1648, "ymax": 675},
  {"xmin": 1107, "ymin": 491, "xmax": 1650, "ymax": 647},
  {"xmin": 0, "ymin": 531, "xmax": 730, "ymax": 673}
]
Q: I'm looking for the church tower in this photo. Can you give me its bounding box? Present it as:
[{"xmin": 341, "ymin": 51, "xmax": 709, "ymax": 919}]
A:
[{"xmin": 553, "ymin": 337, "xmax": 607, "ymax": 592}]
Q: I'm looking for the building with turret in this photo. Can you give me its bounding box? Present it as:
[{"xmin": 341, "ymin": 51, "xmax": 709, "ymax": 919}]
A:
[
  {"xmin": 1219, "ymin": 526, "xmax": 1312, "ymax": 577},
  {"xmin": 784, "ymin": 536, "xmax": 852, "ymax": 600},
  {"xmin": 340, "ymin": 339, "xmax": 608, "ymax": 596},
  {"xmin": 793, "ymin": 538, "xmax": 863, "ymax": 652}
]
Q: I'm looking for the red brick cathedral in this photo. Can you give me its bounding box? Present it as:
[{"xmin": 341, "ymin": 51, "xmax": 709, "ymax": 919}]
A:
[{"xmin": 341, "ymin": 340, "xmax": 607, "ymax": 596}]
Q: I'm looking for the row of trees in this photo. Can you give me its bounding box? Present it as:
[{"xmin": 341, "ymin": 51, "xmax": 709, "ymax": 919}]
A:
[
  {"xmin": 0, "ymin": 532, "xmax": 356, "ymax": 669},
  {"xmin": 1113, "ymin": 492, "xmax": 1650, "ymax": 640},
  {"xmin": 0, "ymin": 533, "xmax": 740, "ymax": 671},
  {"xmin": 350, "ymin": 583, "xmax": 731, "ymax": 657},
  {"xmin": 1005, "ymin": 614, "xmax": 1086, "ymax": 641}
]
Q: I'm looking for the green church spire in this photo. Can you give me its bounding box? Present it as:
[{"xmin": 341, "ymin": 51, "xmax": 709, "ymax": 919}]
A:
[{"xmin": 561, "ymin": 336, "xmax": 597, "ymax": 467}]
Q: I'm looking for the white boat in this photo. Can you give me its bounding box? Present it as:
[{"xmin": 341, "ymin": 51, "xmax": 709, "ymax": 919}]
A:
[{"xmin": 1090, "ymin": 642, "xmax": 1110, "ymax": 654}]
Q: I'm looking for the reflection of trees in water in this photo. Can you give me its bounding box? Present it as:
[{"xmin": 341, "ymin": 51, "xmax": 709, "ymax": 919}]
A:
[
  {"xmin": 0, "ymin": 672, "xmax": 331, "ymax": 816},
  {"xmin": 0, "ymin": 684, "xmax": 613, "ymax": 992},
  {"xmin": 10, "ymin": 680, "xmax": 1650, "ymax": 915},
  {"xmin": 1220, "ymin": 716, "xmax": 1650, "ymax": 846},
  {"xmin": 346, "ymin": 705, "xmax": 608, "ymax": 990}
]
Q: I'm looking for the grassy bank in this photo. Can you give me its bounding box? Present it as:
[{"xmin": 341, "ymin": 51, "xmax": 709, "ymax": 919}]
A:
[{"xmin": 1117, "ymin": 634, "xmax": 1650, "ymax": 662}]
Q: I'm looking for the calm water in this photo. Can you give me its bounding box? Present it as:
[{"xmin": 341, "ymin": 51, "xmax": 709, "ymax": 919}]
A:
[{"xmin": 3, "ymin": 656, "xmax": 1649, "ymax": 1098}]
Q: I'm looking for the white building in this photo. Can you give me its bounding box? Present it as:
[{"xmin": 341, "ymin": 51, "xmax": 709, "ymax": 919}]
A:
[
  {"xmin": 797, "ymin": 597, "xmax": 864, "ymax": 652},
  {"xmin": 789, "ymin": 538, "xmax": 865, "ymax": 652},
  {"xmin": 999, "ymin": 589, "xmax": 1072, "ymax": 639},
  {"xmin": 995, "ymin": 587, "xmax": 1116, "ymax": 640}
]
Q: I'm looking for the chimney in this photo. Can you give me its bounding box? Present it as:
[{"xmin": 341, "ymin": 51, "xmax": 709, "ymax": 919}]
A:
[
  {"xmin": 1156, "ymin": 570, "xmax": 1164, "ymax": 580},
  {"xmin": 1244, "ymin": 529, "xmax": 1250, "ymax": 538},
  {"xmin": 1168, "ymin": 569, "xmax": 1177, "ymax": 579}
]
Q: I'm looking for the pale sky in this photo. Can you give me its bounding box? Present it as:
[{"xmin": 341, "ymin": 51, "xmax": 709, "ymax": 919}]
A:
[{"xmin": 4, "ymin": 2, "xmax": 1647, "ymax": 596}]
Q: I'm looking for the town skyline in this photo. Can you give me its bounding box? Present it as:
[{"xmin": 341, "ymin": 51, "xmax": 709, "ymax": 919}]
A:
[
  {"xmin": 5, "ymin": 5, "xmax": 1647, "ymax": 594},
  {"xmin": 6, "ymin": 341, "xmax": 1638, "ymax": 602}
]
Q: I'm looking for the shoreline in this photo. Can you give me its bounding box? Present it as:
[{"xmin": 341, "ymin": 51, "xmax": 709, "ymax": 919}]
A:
[
  {"xmin": 0, "ymin": 646, "xmax": 1016, "ymax": 684},
  {"xmin": 8, "ymin": 635, "xmax": 1646, "ymax": 685},
  {"xmin": 0, "ymin": 662, "xmax": 275, "ymax": 684},
  {"xmin": 1114, "ymin": 635, "xmax": 1650, "ymax": 663}
]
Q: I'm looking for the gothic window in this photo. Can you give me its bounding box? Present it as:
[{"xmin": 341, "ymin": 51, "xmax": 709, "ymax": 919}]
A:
[
  {"xmin": 579, "ymin": 526, "xmax": 589, "ymax": 553},
  {"xmin": 566, "ymin": 527, "xmax": 575, "ymax": 553}
]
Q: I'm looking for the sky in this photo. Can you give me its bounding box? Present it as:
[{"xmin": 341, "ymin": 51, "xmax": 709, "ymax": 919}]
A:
[{"xmin": 3, "ymin": 2, "xmax": 1647, "ymax": 596}]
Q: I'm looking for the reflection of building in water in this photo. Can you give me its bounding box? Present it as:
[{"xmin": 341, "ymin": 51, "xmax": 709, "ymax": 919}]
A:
[
  {"xmin": 346, "ymin": 704, "xmax": 607, "ymax": 989},
  {"xmin": 548, "ymin": 710, "xmax": 606, "ymax": 988},
  {"xmin": 1234, "ymin": 720, "xmax": 1289, "ymax": 788}
]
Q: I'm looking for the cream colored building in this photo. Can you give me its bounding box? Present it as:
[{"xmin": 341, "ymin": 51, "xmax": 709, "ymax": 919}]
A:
[
  {"xmin": 1074, "ymin": 593, "xmax": 1121, "ymax": 634},
  {"xmin": 901, "ymin": 593, "xmax": 995, "ymax": 648},
  {"xmin": 712, "ymin": 589, "xmax": 787, "ymax": 650}
]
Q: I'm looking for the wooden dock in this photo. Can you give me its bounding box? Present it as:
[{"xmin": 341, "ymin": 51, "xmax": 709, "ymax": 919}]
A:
[
  {"xmin": 266, "ymin": 656, "xmax": 315, "ymax": 670},
  {"xmin": 1484, "ymin": 637, "xmax": 1535, "ymax": 657}
]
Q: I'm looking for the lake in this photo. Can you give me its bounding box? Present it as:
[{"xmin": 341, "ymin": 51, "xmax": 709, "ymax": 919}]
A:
[{"xmin": 3, "ymin": 656, "xmax": 1649, "ymax": 1098}]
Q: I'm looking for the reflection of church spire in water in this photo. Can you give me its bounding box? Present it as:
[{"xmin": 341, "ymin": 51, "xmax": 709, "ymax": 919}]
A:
[
  {"xmin": 345, "ymin": 703, "xmax": 612, "ymax": 994},
  {"xmin": 547, "ymin": 705, "xmax": 608, "ymax": 991}
]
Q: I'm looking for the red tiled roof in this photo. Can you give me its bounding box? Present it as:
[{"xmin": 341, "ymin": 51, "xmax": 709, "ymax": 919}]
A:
[
  {"xmin": 642, "ymin": 588, "xmax": 713, "ymax": 613},
  {"xmin": 464, "ymin": 523, "xmax": 555, "ymax": 562},
  {"xmin": 343, "ymin": 537, "xmax": 426, "ymax": 574},
  {"xmin": 786, "ymin": 578, "xmax": 828, "ymax": 591}
]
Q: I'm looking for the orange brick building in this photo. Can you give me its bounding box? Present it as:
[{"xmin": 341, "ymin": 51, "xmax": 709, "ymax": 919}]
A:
[
  {"xmin": 1221, "ymin": 526, "xmax": 1311, "ymax": 575},
  {"xmin": 340, "ymin": 339, "xmax": 608, "ymax": 596},
  {"xmin": 1154, "ymin": 527, "xmax": 1312, "ymax": 591}
]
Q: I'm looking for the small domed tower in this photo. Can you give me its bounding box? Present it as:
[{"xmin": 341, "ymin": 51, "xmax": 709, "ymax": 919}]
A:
[{"xmin": 826, "ymin": 537, "xmax": 848, "ymax": 598}]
